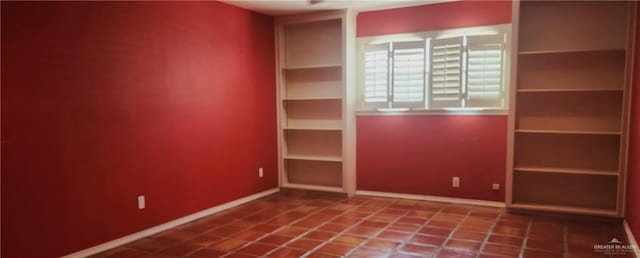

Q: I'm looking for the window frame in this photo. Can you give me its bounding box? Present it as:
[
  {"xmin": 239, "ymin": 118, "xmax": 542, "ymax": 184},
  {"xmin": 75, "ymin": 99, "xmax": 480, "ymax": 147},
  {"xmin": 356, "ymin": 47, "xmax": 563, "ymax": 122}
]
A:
[{"xmin": 356, "ymin": 24, "xmax": 511, "ymax": 115}]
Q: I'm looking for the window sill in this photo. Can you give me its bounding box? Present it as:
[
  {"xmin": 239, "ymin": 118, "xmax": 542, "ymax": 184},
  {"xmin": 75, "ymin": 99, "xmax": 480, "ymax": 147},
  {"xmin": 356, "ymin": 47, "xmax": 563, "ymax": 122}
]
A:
[{"xmin": 355, "ymin": 108, "xmax": 508, "ymax": 116}]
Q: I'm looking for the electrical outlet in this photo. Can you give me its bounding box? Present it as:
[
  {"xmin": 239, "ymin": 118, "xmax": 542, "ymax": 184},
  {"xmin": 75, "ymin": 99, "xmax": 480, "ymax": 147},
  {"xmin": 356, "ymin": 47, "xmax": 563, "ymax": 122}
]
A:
[
  {"xmin": 259, "ymin": 167, "xmax": 264, "ymax": 178},
  {"xmin": 492, "ymin": 183, "xmax": 500, "ymax": 191},
  {"xmin": 452, "ymin": 177, "xmax": 460, "ymax": 188},
  {"xmin": 138, "ymin": 196, "xmax": 145, "ymax": 210}
]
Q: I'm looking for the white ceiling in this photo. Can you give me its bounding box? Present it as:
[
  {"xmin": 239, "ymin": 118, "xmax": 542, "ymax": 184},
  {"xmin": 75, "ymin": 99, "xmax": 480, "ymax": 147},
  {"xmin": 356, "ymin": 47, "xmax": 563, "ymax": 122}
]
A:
[{"xmin": 221, "ymin": 0, "xmax": 450, "ymax": 16}]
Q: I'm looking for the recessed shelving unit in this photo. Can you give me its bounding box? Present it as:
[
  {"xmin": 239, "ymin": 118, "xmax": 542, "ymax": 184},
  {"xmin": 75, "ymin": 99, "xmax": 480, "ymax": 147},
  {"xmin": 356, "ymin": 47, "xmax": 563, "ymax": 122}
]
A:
[
  {"xmin": 276, "ymin": 11, "xmax": 355, "ymax": 195},
  {"xmin": 507, "ymin": 1, "xmax": 635, "ymax": 217}
]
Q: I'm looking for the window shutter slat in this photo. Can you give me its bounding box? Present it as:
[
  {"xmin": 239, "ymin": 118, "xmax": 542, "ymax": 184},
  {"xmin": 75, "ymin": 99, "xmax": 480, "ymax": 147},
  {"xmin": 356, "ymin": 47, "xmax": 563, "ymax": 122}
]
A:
[
  {"xmin": 429, "ymin": 37, "xmax": 463, "ymax": 108},
  {"xmin": 391, "ymin": 41, "xmax": 425, "ymax": 107},
  {"xmin": 466, "ymin": 34, "xmax": 505, "ymax": 108},
  {"xmin": 363, "ymin": 44, "xmax": 389, "ymax": 103}
]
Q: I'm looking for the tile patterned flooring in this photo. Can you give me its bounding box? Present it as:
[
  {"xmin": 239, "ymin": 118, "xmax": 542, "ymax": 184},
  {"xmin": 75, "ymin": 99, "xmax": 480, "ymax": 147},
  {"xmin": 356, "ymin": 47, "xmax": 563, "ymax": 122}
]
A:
[{"xmin": 93, "ymin": 190, "xmax": 635, "ymax": 258}]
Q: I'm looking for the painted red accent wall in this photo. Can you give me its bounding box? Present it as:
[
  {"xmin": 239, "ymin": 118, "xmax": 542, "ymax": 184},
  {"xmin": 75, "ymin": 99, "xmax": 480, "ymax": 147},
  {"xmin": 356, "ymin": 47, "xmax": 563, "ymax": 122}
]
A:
[
  {"xmin": 357, "ymin": 116, "xmax": 507, "ymax": 201},
  {"xmin": 1, "ymin": 2, "xmax": 277, "ymax": 257},
  {"xmin": 357, "ymin": 1, "xmax": 512, "ymax": 37},
  {"xmin": 355, "ymin": 1, "xmax": 511, "ymax": 201},
  {"xmin": 626, "ymin": 5, "xmax": 640, "ymax": 243}
]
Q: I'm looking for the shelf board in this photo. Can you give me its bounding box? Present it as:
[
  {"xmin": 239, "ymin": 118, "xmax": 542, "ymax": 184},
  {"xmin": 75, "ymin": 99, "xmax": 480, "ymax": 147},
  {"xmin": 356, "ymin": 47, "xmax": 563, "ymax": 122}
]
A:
[
  {"xmin": 282, "ymin": 183, "xmax": 345, "ymax": 193},
  {"xmin": 519, "ymin": 48, "xmax": 625, "ymax": 55},
  {"xmin": 514, "ymin": 166, "xmax": 618, "ymax": 176},
  {"xmin": 284, "ymin": 126, "xmax": 342, "ymax": 131},
  {"xmin": 284, "ymin": 154, "xmax": 342, "ymax": 162},
  {"xmin": 515, "ymin": 129, "xmax": 621, "ymax": 135},
  {"xmin": 517, "ymin": 88, "xmax": 623, "ymax": 93},
  {"xmin": 509, "ymin": 202, "xmax": 618, "ymax": 217},
  {"xmin": 283, "ymin": 64, "xmax": 342, "ymax": 70},
  {"xmin": 283, "ymin": 96, "xmax": 342, "ymax": 101}
]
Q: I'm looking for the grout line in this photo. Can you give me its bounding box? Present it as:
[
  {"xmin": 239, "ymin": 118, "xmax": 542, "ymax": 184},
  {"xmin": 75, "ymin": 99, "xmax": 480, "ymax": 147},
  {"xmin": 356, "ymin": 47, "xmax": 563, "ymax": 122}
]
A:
[
  {"xmin": 390, "ymin": 202, "xmax": 462, "ymax": 257},
  {"xmin": 563, "ymin": 221, "xmax": 569, "ymax": 258},
  {"xmin": 434, "ymin": 206, "xmax": 473, "ymax": 257},
  {"xmin": 341, "ymin": 199, "xmax": 412, "ymax": 257},
  {"xmin": 476, "ymin": 209, "xmax": 505, "ymax": 258},
  {"xmin": 248, "ymin": 195, "xmax": 357, "ymax": 257},
  {"xmin": 518, "ymin": 216, "xmax": 533, "ymax": 258}
]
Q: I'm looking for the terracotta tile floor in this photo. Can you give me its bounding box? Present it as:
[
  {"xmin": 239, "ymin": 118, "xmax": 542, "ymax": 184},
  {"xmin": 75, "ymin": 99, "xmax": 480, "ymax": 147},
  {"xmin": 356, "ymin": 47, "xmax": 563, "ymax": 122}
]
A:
[{"xmin": 92, "ymin": 190, "xmax": 635, "ymax": 258}]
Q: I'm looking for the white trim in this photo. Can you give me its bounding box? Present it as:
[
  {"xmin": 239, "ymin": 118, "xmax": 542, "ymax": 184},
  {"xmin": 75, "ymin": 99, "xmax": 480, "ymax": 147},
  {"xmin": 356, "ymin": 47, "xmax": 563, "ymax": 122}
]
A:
[
  {"xmin": 356, "ymin": 109, "xmax": 508, "ymax": 116},
  {"xmin": 356, "ymin": 190, "xmax": 505, "ymax": 208},
  {"xmin": 61, "ymin": 188, "xmax": 280, "ymax": 258},
  {"xmin": 624, "ymin": 220, "xmax": 640, "ymax": 258}
]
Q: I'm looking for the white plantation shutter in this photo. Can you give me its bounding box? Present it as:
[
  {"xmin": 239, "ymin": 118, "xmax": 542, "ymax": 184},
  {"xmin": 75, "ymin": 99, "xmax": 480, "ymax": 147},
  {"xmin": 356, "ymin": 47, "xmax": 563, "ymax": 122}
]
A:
[
  {"xmin": 363, "ymin": 44, "xmax": 390, "ymax": 104},
  {"xmin": 429, "ymin": 37, "xmax": 464, "ymax": 108},
  {"xmin": 392, "ymin": 41, "xmax": 425, "ymax": 107},
  {"xmin": 466, "ymin": 34, "xmax": 505, "ymax": 108}
]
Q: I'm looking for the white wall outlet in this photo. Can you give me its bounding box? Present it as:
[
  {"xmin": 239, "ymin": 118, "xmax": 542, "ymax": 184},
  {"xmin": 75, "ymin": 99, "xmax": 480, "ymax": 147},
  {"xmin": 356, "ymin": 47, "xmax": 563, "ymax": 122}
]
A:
[
  {"xmin": 452, "ymin": 177, "xmax": 460, "ymax": 188},
  {"xmin": 259, "ymin": 167, "xmax": 264, "ymax": 178},
  {"xmin": 492, "ymin": 183, "xmax": 500, "ymax": 191},
  {"xmin": 138, "ymin": 195, "xmax": 145, "ymax": 210}
]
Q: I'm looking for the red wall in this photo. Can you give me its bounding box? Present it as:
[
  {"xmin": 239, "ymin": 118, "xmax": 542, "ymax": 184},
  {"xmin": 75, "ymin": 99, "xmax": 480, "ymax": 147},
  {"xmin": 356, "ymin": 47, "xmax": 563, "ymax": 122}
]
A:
[
  {"xmin": 1, "ymin": 2, "xmax": 277, "ymax": 257},
  {"xmin": 357, "ymin": 1, "xmax": 512, "ymax": 37},
  {"xmin": 355, "ymin": 1, "xmax": 512, "ymax": 201},
  {"xmin": 626, "ymin": 5, "xmax": 640, "ymax": 244},
  {"xmin": 357, "ymin": 116, "xmax": 507, "ymax": 201}
]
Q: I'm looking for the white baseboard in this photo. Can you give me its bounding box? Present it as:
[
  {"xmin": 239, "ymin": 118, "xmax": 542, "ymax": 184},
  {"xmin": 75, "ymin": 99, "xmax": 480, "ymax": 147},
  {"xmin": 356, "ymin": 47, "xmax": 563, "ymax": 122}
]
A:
[
  {"xmin": 355, "ymin": 190, "xmax": 505, "ymax": 208},
  {"xmin": 624, "ymin": 220, "xmax": 640, "ymax": 258},
  {"xmin": 62, "ymin": 188, "xmax": 280, "ymax": 258}
]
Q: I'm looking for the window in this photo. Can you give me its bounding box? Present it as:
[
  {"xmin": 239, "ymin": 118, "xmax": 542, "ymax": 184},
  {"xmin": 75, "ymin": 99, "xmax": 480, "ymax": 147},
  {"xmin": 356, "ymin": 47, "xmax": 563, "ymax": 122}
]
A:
[{"xmin": 358, "ymin": 25, "xmax": 510, "ymax": 112}]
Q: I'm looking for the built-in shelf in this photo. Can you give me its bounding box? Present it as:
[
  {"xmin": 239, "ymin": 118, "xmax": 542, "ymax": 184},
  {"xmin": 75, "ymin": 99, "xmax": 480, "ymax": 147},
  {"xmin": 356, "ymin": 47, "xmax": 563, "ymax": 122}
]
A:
[
  {"xmin": 515, "ymin": 129, "xmax": 621, "ymax": 135},
  {"xmin": 284, "ymin": 154, "xmax": 342, "ymax": 162},
  {"xmin": 278, "ymin": 13, "xmax": 348, "ymax": 194},
  {"xmin": 281, "ymin": 183, "xmax": 345, "ymax": 193},
  {"xmin": 283, "ymin": 97, "xmax": 342, "ymax": 101},
  {"xmin": 516, "ymin": 88, "xmax": 623, "ymax": 93},
  {"xmin": 514, "ymin": 133, "xmax": 620, "ymax": 173},
  {"xmin": 510, "ymin": 203, "xmax": 618, "ymax": 217},
  {"xmin": 509, "ymin": 0, "xmax": 632, "ymax": 218},
  {"xmin": 516, "ymin": 91, "xmax": 623, "ymax": 132},
  {"xmin": 514, "ymin": 166, "xmax": 618, "ymax": 176},
  {"xmin": 518, "ymin": 48, "xmax": 625, "ymax": 56},
  {"xmin": 283, "ymin": 64, "xmax": 342, "ymax": 70},
  {"xmin": 284, "ymin": 125, "xmax": 342, "ymax": 131}
]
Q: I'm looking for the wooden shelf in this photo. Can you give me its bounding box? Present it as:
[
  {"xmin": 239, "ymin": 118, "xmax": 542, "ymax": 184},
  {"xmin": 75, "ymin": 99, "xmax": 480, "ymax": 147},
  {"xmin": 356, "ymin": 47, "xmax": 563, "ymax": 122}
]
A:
[
  {"xmin": 509, "ymin": 203, "xmax": 618, "ymax": 217},
  {"xmin": 515, "ymin": 129, "xmax": 621, "ymax": 136},
  {"xmin": 514, "ymin": 166, "xmax": 618, "ymax": 176},
  {"xmin": 283, "ymin": 64, "xmax": 342, "ymax": 70},
  {"xmin": 283, "ymin": 97, "xmax": 342, "ymax": 101},
  {"xmin": 517, "ymin": 49, "xmax": 625, "ymax": 92},
  {"xmin": 281, "ymin": 183, "xmax": 345, "ymax": 193},
  {"xmin": 285, "ymin": 130, "xmax": 342, "ymax": 158},
  {"xmin": 286, "ymin": 159, "xmax": 342, "ymax": 187},
  {"xmin": 278, "ymin": 14, "xmax": 347, "ymax": 194},
  {"xmin": 516, "ymin": 91, "xmax": 623, "ymax": 132},
  {"xmin": 509, "ymin": 0, "xmax": 632, "ymax": 218},
  {"xmin": 284, "ymin": 126, "xmax": 342, "ymax": 131},
  {"xmin": 518, "ymin": 1, "xmax": 628, "ymax": 52},
  {"xmin": 515, "ymin": 133, "xmax": 620, "ymax": 172},
  {"xmin": 513, "ymin": 172, "xmax": 618, "ymax": 211},
  {"xmin": 284, "ymin": 18, "xmax": 342, "ymax": 68},
  {"xmin": 518, "ymin": 48, "xmax": 624, "ymax": 55},
  {"xmin": 284, "ymin": 64, "xmax": 342, "ymax": 100},
  {"xmin": 517, "ymin": 88, "xmax": 623, "ymax": 93},
  {"xmin": 284, "ymin": 154, "xmax": 342, "ymax": 162}
]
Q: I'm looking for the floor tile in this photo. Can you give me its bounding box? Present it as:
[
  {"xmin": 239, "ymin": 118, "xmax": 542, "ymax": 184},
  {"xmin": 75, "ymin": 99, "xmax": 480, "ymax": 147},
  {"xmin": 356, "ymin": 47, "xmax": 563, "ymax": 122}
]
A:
[{"xmin": 93, "ymin": 191, "xmax": 635, "ymax": 258}]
